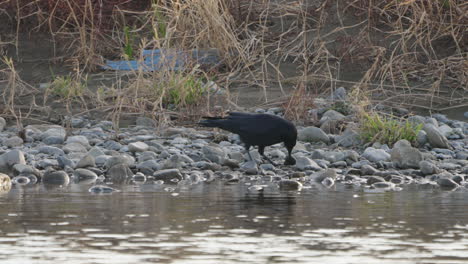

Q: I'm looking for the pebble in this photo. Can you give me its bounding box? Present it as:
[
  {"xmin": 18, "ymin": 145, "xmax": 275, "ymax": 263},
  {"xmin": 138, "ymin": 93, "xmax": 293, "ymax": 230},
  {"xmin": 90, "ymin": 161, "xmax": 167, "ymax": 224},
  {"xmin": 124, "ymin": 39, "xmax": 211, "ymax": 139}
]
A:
[{"xmin": 42, "ymin": 170, "xmax": 70, "ymax": 185}]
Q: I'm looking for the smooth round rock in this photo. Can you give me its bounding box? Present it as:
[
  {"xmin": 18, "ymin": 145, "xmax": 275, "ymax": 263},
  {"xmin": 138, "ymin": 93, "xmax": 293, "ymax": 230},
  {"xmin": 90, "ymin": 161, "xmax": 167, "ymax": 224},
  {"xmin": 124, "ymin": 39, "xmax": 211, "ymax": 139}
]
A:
[{"xmin": 43, "ymin": 170, "xmax": 70, "ymax": 185}]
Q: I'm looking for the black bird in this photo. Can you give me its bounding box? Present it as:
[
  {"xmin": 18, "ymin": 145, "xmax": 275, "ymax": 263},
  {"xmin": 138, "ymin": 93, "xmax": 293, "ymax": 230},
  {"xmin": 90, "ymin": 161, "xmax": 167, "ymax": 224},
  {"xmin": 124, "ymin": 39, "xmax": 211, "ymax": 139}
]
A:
[{"xmin": 198, "ymin": 112, "xmax": 297, "ymax": 165}]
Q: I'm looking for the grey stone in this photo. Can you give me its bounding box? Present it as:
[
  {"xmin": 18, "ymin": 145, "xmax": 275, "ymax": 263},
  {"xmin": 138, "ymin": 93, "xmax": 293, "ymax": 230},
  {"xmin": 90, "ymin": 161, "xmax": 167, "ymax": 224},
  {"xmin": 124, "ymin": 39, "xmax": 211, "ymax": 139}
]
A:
[
  {"xmin": 298, "ymin": 127, "xmax": 330, "ymax": 143},
  {"xmin": 279, "ymin": 180, "xmax": 303, "ymax": 191},
  {"xmin": 223, "ymin": 159, "xmax": 240, "ymax": 169},
  {"xmin": 320, "ymin": 110, "xmax": 345, "ymax": 124},
  {"xmin": 41, "ymin": 127, "xmax": 66, "ymax": 140},
  {"xmin": 95, "ymin": 155, "xmax": 112, "ymax": 167},
  {"xmin": 391, "ymin": 140, "xmax": 423, "ymax": 169},
  {"xmin": 137, "ymin": 151, "xmax": 159, "ymax": 162},
  {"xmin": 321, "ymin": 177, "xmax": 335, "ymax": 187},
  {"xmin": 425, "ymin": 118, "xmax": 438, "ymax": 127},
  {"xmin": 4, "ymin": 136, "xmax": 23, "ymax": 147},
  {"xmin": 73, "ymin": 168, "xmax": 98, "ymax": 182},
  {"xmin": 12, "ymin": 164, "xmax": 40, "ymax": 177},
  {"xmin": 88, "ymin": 185, "xmax": 119, "ymax": 193},
  {"xmin": 437, "ymin": 177, "xmax": 459, "ymax": 189},
  {"xmin": 330, "ymin": 87, "xmax": 347, "ymax": 101},
  {"xmin": 102, "ymin": 140, "xmax": 122, "ymax": 150},
  {"xmin": 63, "ymin": 142, "xmax": 88, "ymax": 153},
  {"xmin": 362, "ymin": 147, "xmax": 391, "ymax": 163},
  {"xmin": 76, "ymin": 154, "xmax": 96, "ymax": 168},
  {"xmin": 408, "ymin": 115, "xmax": 426, "ymax": 126},
  {"xmin": 43, "ymin": 136, "xmax": 65, "ymax": 145},
  {"xmin": 128, "ymin": 141, "xmax": 149, "ymax": 153},
  {"xmin": 456, "ymin": 151, "xmax": 468, "ymax": 160},
  {"xmin": 0, "ymin": 173, "xmax": 11, "ymax": 192},
  {"xmin": 432, "ymin": 113, "xmax": 450, "ymax": 124},
  {"xmin": 0, "ymin": 117, "xmax": 6, "ymax": 132},
  {"xmin": 361, "ymin": 164, "xmax": 379, "ymax": 175},
  {"xmin": 295, "ymin": 156, "xmax": 321, "ymax": 171},
  {"xmin": 366, "ymin": 176, "xmax": 386, "ymax": 185},
  {"xmin": 136, "ymin": 117, "xmax": 156, "ymax": 127},
  {"xmin": 439, "ymin": 163, "xmax": 461, "ymax": 170},
  {"xmin": 0, "ymin": 150, "xmax": 26, "ymax": 174},
  {"xmin": 43, "ymin": 170, "xmax": 70, "ymax": 185},
  {"xmin": 416, "ymin": 130, "xmax": 428, "ymax": 147},
  {"xmin": 240, "ymin": 161, "xmax": 258, "ymax": 175},
  {"xmin": 87, "ymin": 147, "xmax": 106, "ymax": 158},
  {"xmin": 153, "ymin": 169, "xmax": 183, "ymax": 183},
  {"xmin": 105, "ymin": 155, "xmax": 134, "ymax": 169},
  {"xmin": 66, "ymin": 135, "xmax": 90, "ymax": 149},
  {"xmin": 372, "ymin": 182, "xmax": 396, "ymax": 190},
  {"xmin": 310, "ymin": 169, "xmax": 336, "ymax": 183},
  {"xmin": 438, "ymin": 125, "xmax": 454, "ymax": 137},
  {"xmin": 202, "ymin": 145, "xmax": 227, "ymax": 164},
  {"xmin": 136, "ymin": 160, "xmax": 160, "ymax": 174},
  {"xmin": 423, "ymin": 123, "xmax": 450, "ymax": 149},
  {"xmin": 336, "ymin": 127, "xmax": 362, "ymax": 147},
  {"xmin": 12, "ymin": 175, "xmax": 30, "ymax": 185},
  {"xmin": 37, "ymin": 159, "xmax": 59, "ymax": 168},
  {"xmin": 419, "ymin": 160, "xmax": 438, "ymax": 175},
  {"xmin": 107, "ymin": 164, "xmax": 133, "ymax": 184},
  {"xmin": 38, "ymin": 146, "xmax": 65, "ymax": 156},
  {"xmin": 57, "ymin": 156, "xmax": 75, "ymax": 169}
]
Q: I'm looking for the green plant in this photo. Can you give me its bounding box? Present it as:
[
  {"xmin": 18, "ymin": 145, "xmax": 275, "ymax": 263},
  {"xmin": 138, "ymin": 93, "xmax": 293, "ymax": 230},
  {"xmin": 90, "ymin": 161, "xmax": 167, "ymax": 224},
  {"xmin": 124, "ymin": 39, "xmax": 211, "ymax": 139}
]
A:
[
  {"xmin": 49, "ymin": 75, "xmax": 86, "ymax": 99},
  {"xmin": 123, "ymin": 26, "xmax": 135, "ymax": 59},
  {"xmin": 329, "ymin": 101, "xmax": 351, "ymax": 115},
  {"xmin": 165, "ymin": 73, "xmax": 205, "ymax": 106},
  {"xmin": 151, "ymin": 4, "xmax": 167, "ymax": 40},
  {"xmin": 360, "ymin": 112, "xmax": 423, "ymax": 145}
]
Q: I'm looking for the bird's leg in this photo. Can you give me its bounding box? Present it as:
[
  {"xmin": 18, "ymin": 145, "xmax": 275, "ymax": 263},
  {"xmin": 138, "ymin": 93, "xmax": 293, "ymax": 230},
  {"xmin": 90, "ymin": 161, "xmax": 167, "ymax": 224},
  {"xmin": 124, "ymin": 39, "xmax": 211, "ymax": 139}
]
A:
[
  {"xmin": 244, "ymin": 144, "xmax": 254, "ymax": 162},
  {"xmin": 258, "ymin": 146, "xmax": 278, "ymax": 167}
]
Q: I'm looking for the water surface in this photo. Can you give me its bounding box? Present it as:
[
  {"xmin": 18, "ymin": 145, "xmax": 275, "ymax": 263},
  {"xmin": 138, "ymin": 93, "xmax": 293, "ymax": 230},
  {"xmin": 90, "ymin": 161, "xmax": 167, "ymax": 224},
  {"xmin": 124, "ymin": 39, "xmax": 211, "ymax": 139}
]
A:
[{"xmin": 1, "ymin": 183, "xmax": 468, "ymax": 264}]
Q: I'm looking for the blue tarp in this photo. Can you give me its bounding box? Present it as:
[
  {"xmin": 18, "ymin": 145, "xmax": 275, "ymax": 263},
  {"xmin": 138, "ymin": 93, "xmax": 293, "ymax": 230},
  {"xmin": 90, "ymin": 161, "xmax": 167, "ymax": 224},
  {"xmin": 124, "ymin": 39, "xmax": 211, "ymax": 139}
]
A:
[{"xmin": 103, "ymin": 49, "xmax": 221, "ymax": 71}]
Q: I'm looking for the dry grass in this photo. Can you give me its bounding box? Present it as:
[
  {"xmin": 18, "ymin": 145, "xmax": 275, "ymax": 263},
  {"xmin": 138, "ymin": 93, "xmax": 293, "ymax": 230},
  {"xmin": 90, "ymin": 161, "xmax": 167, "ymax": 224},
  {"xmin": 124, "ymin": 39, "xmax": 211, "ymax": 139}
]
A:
[{"xmin": 0, "ymin": 0, "xmax": 466, "ymax": 128}]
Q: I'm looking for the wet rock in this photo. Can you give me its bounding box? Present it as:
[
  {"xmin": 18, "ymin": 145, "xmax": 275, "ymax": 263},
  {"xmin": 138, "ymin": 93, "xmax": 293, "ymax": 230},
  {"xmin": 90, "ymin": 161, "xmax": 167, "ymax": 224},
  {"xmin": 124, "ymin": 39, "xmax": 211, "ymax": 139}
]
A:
[
  {"xmin": 456, "ymin": 151, "xmax": 468, "ymax": 160},
  {"xmin": 128, "ymin": 141, "xmax": 149, "ymax": 153},
  {"xmin": 223, "ymin": 159, "xmax": 240, "ymax": 169},
  {"xmin": 278, "ymin": 180, "xmax": 303, "ymax": 191},
  {"xmin": 240, "ymin": 161, "xmax": 258, "ymax": 175},
  {"xmin": 391, "ymin": 140, "xmax": 422, "ymax": 169},
  {"xmin": 13, "ymin": 164, "xmax": 40, "ymax": 177},
  {"xmin": 76, "ymin": 154, "xmax": 96, "ymax": 168},
  {"xmin": 0, "ymin": 150, "xmax": 26, "ymax": 174},
  {"xmin": 4, "ymin": 136, "xmax": 23, "ymax": 147},
  {"xmin": 290, "ymin": 172, "xmax": 306, "ymax": 178},
  {"xmin": 195, "ymin": 161, "xmax": 222, "ymax": 171},
  {"xmin": 321, "ymin": 177, "xmax": 335, "ymax": 187},
  {"xmin": 161, "ymin": 154, "xmax": 185, "ymax": 169},
  {"xmin": 362, "ymin": 147, "xmax": 391, "ymax": 163},
  {"xmin": 295, "ymin": 156, "xmax": 321, "ymax": 171},
  {"xmin": 452, "ymin": 175, "xmax": 464, "ymax": 184},
  {"xmin": 331, "ymin": 161, "xmax": 347, "ymax": 168},
  {"xmin": 43, "ymin": 170, "xmax": 70, "ymax": 185},
  {"xmin": 298, "ymin": 127, "xmax": 330, "ymax": 143},
  {"xmin": 89, "ymin": 185, "xmax": 119, "ymax": 193},
  {"xmin": 202, "ymin": 144, "xmax": 227, "ymax": 164},
  {"xmin": 107, "ymin": 164, "xmax": 133, "ymax": 184},
  {"xmin": 436, "ymin": 177, "xmax": 459, "ymax": 189},
  {"xmin": 372, "ymin": 182, "xmax": 395, "ymax": 190},
  {"xmin": 13, "ymin": 175, "xmax": 32, "ymax": 185},
  {"xmin": 0, "ymin": 117, "xmax": 5, "ymax": 132},
  {"xmin": 335, "ymin": 127, "xmax": 362, "ymax": 147},
  {"xmin": 419, "ymin": 160, "xmax": 439, "ymax": 175},
  {"xmin": 423, "ymin": 123, "xmax": 450, "ymax": 149},
  {"xmin": 153, "ymin": 169, "xmax": 183, "ymax": 183},
  {"xmin": 136, "ymin": 160, "xmax": 160, "ymax": 175},
  {"xmin": 310, "ymin": 169, "xmax": 336, "ymax": 183},
  {"xmin": 366, "ymin": 176, "xmax": 386, "ymax": 185},
  {"xmin": 57, "ymin": 156, "xmax": 75, "ymax": 169},
  {"xmin": 132, "ymin": 173, "xmax": 146, "ymax": 183},
  {"xmin": 73, "ymin": 168, "xmax": 98, "ymax": 182},
  {"xmin": 361, "ymin": 164, "xmax": 379, "ymax": 175},
  {"xmin": 0, "ymin": 173, "xmax": 12, "ymax": 192}
]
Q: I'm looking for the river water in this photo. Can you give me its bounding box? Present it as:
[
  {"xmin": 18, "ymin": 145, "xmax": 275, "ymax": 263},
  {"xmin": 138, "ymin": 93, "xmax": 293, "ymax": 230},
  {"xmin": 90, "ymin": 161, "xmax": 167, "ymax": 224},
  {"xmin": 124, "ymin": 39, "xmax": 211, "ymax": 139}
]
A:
[{"xmin": 1, "ymin": 182, "xmax": 468, "ymax": 264}]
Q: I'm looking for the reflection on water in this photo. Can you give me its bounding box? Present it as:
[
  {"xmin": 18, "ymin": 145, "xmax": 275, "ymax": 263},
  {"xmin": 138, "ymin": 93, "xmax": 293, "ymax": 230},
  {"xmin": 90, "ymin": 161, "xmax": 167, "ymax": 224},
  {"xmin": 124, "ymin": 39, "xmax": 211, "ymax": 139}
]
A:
[{"xmin": 1, "ymin": 183, "xmax": 468, "ymax": 263}]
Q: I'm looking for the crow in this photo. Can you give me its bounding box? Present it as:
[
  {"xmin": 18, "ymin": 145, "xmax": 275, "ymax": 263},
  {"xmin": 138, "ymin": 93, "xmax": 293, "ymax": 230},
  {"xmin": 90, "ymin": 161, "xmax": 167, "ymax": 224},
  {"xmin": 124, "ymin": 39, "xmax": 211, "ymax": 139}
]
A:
[{"xmin": 198, "ymin": 112, "xmax": 297, "ymax": 165}]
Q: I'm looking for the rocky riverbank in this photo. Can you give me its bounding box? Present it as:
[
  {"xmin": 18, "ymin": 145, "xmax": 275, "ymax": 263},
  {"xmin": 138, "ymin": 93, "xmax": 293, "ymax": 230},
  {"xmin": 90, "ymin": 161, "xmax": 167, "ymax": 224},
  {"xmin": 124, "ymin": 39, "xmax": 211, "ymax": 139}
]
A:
[{"xmin": 0, "ymin": 102, "xmax": 467, "ymax": 194}]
